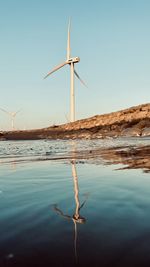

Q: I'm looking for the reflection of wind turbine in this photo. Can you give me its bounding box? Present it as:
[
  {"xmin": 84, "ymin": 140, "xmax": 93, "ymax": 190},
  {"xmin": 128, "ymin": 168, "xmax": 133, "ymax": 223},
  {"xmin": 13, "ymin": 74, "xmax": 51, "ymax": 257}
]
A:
[
  {"xmin": 0, "ymin": 108, "xmax": 21, "ymax": 130},
  {"xmin": 44, "ymin": 19, "xmax": 87, "ymax": 122},
  {"xmin": 52, "ymin": 158, "xmax": 88, "ymax": 264}
]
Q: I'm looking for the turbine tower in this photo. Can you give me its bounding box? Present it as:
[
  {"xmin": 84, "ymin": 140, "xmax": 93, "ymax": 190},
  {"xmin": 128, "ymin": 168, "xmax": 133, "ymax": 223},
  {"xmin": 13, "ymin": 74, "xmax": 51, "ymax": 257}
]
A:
[
  {"xmin": 44, "ymin": 19, "xmax": 86, "ymax": 122},
  {"xmin": 0, "ymin": 108, "xmax": 21, "ymax": 130}
]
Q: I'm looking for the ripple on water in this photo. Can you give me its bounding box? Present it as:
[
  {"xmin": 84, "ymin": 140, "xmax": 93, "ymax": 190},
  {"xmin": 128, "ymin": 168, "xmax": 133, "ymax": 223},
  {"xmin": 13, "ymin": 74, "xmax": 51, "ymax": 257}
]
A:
[{"xmin": 0, "ymin": 137, "xmax": 149, "ymax": 166}]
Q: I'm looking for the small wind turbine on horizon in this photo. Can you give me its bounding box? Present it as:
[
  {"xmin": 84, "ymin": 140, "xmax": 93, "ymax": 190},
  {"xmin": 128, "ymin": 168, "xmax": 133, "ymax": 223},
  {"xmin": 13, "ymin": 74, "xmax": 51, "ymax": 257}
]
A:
[
  {"xmin": 44, "ymin": 19, "xmax": 87, "ymax": 122},
  {"xmin": 0, "ymin": 108, "xmax": 21, "ymax": 131}
]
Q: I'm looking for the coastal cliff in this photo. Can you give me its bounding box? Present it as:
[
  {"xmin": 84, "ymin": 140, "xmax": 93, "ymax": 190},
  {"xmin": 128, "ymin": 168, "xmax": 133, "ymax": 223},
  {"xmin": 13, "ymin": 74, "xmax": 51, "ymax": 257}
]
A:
[{"xmin": 1, "ymin": 103, "xmax": 150, "ymax": 140}]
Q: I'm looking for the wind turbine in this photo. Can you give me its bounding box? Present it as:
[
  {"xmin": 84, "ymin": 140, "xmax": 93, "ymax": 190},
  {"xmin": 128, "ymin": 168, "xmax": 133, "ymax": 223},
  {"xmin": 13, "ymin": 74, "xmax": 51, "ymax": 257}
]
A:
[
  {"xmin": 0, "ymin": 108, "xmax": 21, "ymax": 130},
  {"xmin": 44, "ymin": 19, "xmax": 86, "ymax": 122}
]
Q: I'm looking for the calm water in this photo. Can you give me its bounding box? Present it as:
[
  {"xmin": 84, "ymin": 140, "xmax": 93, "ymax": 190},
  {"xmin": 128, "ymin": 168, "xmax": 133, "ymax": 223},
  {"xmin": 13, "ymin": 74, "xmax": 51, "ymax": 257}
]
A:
[{"xmin": 0, "ymin": 138, "xmax": 150, "ymax": 267}]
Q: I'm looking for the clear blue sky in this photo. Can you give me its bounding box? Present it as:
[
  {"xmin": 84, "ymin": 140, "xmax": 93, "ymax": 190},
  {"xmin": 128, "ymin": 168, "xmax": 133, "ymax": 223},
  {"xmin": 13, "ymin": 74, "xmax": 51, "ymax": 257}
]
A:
[{"xmin": 0, "ymin": 0, "xmax": 150, "ymax": 130}]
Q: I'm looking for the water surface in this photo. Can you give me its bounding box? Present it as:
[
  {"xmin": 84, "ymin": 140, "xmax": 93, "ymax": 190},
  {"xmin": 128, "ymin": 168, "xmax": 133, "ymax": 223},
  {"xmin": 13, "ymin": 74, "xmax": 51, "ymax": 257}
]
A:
[{"xmin": 0, "ymin": 138, "xmax": 150, "ymax": 267}]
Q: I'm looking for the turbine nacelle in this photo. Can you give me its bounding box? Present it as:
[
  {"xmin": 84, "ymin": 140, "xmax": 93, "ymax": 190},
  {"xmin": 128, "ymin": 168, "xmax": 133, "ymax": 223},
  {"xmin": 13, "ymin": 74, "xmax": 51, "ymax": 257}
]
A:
[{"xmin": 67, "ymin": 57, "xmax": 80, "ymax": 64}]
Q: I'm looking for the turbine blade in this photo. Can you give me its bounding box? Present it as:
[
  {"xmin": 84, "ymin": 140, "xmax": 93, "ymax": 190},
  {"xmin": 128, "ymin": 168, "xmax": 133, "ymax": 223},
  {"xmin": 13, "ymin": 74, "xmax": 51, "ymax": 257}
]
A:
[
  {"xmin": 67, "ymin": 18, "xmax": 71, "ymax": 60},
  {"xmin": 0, "ymin": 108, "xmax": 9, "ymax": 115},
  {"xmin": 74, "ymin": 69, "xmax": 87, "ymax": 88},
  {"xmin": 44, "ymin": 62, "xmax": 67, "ymax": 79},
  {"xmin": 65, "ymin": 113, "xmax": 70, "ymax": 123}
]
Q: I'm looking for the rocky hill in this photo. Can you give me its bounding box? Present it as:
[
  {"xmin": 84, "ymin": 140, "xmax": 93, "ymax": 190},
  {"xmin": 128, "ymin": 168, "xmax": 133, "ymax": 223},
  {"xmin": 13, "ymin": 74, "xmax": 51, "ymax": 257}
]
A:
[
  {"xmin": 58, "ymin": 103, "xmax": 150, "ymax": 138},
  {"xmin": 1, "ymin": 103, "xmax": 150, "ymax": 140}
]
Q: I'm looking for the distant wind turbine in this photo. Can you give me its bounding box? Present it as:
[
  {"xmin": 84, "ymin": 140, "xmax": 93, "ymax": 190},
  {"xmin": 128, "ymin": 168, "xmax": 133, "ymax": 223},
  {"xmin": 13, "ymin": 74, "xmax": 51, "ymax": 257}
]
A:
[
  {"xmin": 0, "ymin": 108, "xmax": 21, "ymax": 130},
  {"xmin": 44, "ymin": 19, "xmax": 87, "ymax": 122}
]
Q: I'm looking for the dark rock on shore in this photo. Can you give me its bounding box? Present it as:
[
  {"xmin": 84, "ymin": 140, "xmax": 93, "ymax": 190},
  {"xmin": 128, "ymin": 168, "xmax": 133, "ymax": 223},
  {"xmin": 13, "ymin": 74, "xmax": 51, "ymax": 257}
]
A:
[{"xmin": 1, "ymin": 103, "xmax": 150, "ymax": 140}]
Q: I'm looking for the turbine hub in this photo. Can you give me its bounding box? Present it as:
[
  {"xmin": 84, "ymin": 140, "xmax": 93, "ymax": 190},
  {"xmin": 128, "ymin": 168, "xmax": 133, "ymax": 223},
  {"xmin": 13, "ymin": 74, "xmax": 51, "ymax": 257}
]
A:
[{"xmin": 67, "ymin": 57, "xmax": 80, "ymax": 63}]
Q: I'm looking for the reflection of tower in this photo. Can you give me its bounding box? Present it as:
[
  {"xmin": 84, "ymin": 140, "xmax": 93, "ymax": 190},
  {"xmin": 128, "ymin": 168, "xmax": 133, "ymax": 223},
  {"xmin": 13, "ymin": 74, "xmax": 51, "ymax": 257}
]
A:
[
  {"xmin": 71, "ymin": 160, "xmax": 86, "ymax": 262},
  {"xmin": 72, "ymin": 161, "xmax": 80, "ymax": 221},
  {"xmin": 0, "ymin": 108, "xmax": 21, "ymax": 130},
  {"xmin": 52, "ymin": 159, "xmax": 88, "ymax": 264}
]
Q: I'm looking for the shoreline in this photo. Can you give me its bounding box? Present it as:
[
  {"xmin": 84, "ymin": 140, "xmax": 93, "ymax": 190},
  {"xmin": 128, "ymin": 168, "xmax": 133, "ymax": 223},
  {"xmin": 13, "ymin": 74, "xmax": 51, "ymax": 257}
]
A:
[{"xmin": 0, "ymin": 139, "xmax": 149, "ymax": 173}]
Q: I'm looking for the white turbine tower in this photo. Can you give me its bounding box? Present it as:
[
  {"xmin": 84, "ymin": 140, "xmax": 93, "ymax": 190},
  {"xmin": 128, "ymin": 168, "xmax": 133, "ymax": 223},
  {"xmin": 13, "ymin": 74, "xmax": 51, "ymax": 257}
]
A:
[
  {"xmin": 0, "ymin": 108, "xmax": 21, "ymax": 130},
  {"xmin": 44, "ymin": 19, "xmax": 86, "ymax": 122}
]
